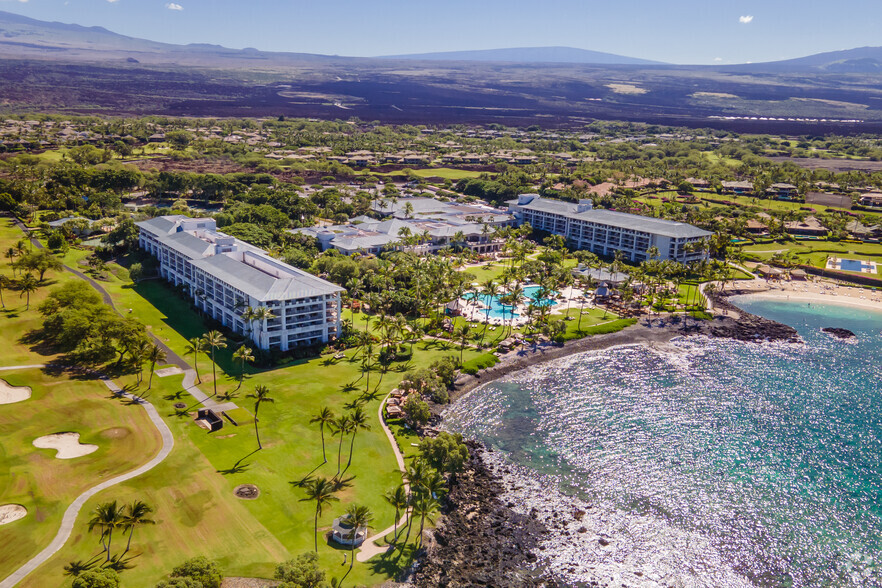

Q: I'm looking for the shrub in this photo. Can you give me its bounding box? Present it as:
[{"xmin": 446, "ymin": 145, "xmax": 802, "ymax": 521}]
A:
[
  {"xmin": 460, "ymin": 352, "xmax": 499, "ymax": 375},
  {"xmin": 167, "ymin": 557, "xmax": 223, "ymax": 588},
  {"xmin": 274, "ymin": 552, "xmax": 327, "ymax": 588}
]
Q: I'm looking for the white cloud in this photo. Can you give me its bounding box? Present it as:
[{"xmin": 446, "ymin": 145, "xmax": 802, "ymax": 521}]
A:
[
  {"xmin": 107, "ymin": 0, "xmax": 120, "ymax": 3},
  {"xmin": 166, "ymin": 2, "xmax": 183, "ymax": 10},
  {"xmin": 739, "ymin": 15, "xmax": 754, "ymax": 24},
  {"xmin": 714, "ymin": 57, "xmax": 723, "ymax": 62},
  {"xmin": 0, "ymin": 0, "xmax": 31, "ymax": 3}
]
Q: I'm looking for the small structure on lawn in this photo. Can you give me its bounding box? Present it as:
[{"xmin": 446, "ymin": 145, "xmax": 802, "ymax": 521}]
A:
[
  {"xmin": 331, "ymin": 514, "xmax": 368, "ymax": 546},
  {"xmin": 445, "ymin": 299, "xmax": 465, "ymax": 317},
  {"xmin": 196, "ymin": 408, "xmax": 223, "ymax": 432}
]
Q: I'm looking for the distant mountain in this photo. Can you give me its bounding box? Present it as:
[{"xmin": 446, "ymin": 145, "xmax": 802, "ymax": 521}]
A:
[
  {"xmin": 732, "ymin": 46, "xmax": 882, "ymax": 73},
  {"xmin": 0, "ymin": 9, "xmax": 339, "ymax": 67},
  {"xmin": 381, "ymin": 46, "xmax": 664, "ymax": 66}
]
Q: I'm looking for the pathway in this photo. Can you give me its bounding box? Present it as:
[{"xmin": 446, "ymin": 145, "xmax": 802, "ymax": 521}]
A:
[
  {"xmin": 9, "ymin": 217, "xmax": 236, "ymax": 413},
  {"xmin": 355, "ymin": 391, "xmax": 410, "ymax": 562},
  {"xmin": 0, "ymin": 375, "xmax": 175, "ymax": 588}
]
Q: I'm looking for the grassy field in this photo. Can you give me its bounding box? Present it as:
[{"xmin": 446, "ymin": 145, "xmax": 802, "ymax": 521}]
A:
[
  {"xmin": 742, "ymin": 240, "xmax": 882, "ymax": 269},
  {"xmin": 0, "ymin": 369, "xmax": 163, "ymax": 581},
  {"xmin": 8, "ymin": 246, "xmax": 486, "ymax": 586}
]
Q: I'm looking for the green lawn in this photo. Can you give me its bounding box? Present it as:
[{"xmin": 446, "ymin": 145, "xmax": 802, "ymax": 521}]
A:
[
  {"xmin": 742, "ymin": 239, "xmax": 882, "ymax": 269},
  {"xmin": 16, "ymin": 260, "xmax": 483, "ymax": 586},
  {"xmin": 0, "ymin": 370, "xmax": 163, "ymax": 581}
]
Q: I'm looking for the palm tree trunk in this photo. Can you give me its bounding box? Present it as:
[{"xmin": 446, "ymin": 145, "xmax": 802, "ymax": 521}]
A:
[
  {"xmin": 123, "ymin": 525, "xmax": 135, "ymax": 556},
  {"xmin": 148, "ymin": 361, "xmax": 156, "ymax": 389},
  {"xmin": 211, "ymin": 350, "xmax": 217, "ymax": 398},
  {"xmin": 105, "ymin": 528, "xmax": 113, "ymax": 562},
  {"xmin": 313, "ymin": 506, "xmax": 319, "ymax": 552},
  {"xmin": 392, "ymin": 508, "xmax": 401, "ymax": 542},
  {"xmin": 193, "ymin": 351, "xmax": 201, "ymax": 384},
  {"xmin": 345, "ymin": 431, "xmax": 357, "ymax": 470},
  {"xmin": 336, "ymin": 433, "xmax": 345, "ymax": 476},
  {"xmin": 254, "ymin": 405, "xmax": 261, "ymax": 450},
  {"xmin": 320, "ymin": 425, "xmax": 327, "ymax": 463}
]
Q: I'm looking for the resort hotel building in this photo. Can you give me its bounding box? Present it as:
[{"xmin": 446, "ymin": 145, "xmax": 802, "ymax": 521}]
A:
[
  {"xmin": 295, "ymin": 197, "xmax": 514, "ymax": 256},
  {"xmin": 509, "ymin": 194, "xmax": 711, "ymax": 263},
  {"xmin": 136, "ymin": 215, "xmax": 343, "ymax": 352}
]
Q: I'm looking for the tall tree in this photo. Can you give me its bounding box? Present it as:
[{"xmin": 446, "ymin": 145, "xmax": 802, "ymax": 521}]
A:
[
  {"xmin": 120, "ymin": 500, "xmax": 155, "ymax": 557},
  {"xmin": 18, "ymin": 273, "xmax": 38, "ymax": 310},
  {"xmin": 344, "ymin": 406, "xmax": 372, "ymax": 472},
  {"xmin": 299, "ymin": 477, "xmax": 339, "ymax": 552},
  {"xmin": 309, "ymin": 407, "xmax": 335, "ymax": 464},
  {"xmin": 145, "ymin": 344, "xmax": 166, "ymax": 390},
  {"xmin": 185, "ymin": 337, "xmax": 207, "ymax": 384},
  {"xmin": 411, "ymin": 493, "xmax": 439, "ymax": 549},
  {"xmin": 246, "ymin": 385, "xmax": 275, "ymax": 451},
  {"xmin": 201, "ymin": 331, "xmax": 227, "ymax": 398},
  {"xmin": 384, "ymin": 485, "xmax": 408, "ymax": 542},
  {"xmin": 231, "ymin": 346, "xmax": 254, "ymax": 391},
  {"xmin": 87, "ymin": 501, "xmax": 124, "ymax": 562},
  {"xmin": 332, "ymin": 414, "xmax": 353, "ymax": 477},
  {"xmin": 343, "ymin": 504, "xmax": 373, "ymax": 574}
]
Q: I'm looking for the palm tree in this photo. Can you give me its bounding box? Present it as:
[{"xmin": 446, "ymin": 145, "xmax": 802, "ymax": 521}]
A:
[
  {"xmin": 232, "ymin": 346, "xmax": 254, "ymax": 391},
  {"xmin": 120, "ymin": 500, "xmax": 155, "ymax": 557},
  {"xmin": 411, "ymin": 493, "xmax": 440, "ymax": 549},
  {"xmin": 145, "ymin": 344, "xmax": 166, "ymax": 390},
  {"xmin": 310, "ymin": 407, "xmax": 335, "ymax": 464},
  {"xmin": 361, "ymin": 342, "xmax": 376, "ymax": 394},
  {"xmin": 420, "ymin": 469, "xmax": 448, "ymax": 501},
  {"xmin": 384, "ymin": 485, "xmax": 408, "ymax": 542},
  {"xmin": 87, "ymin": 501, "xmax": 124, "ymax": 562},
  {"xmin": 344, "ymin": 406, "xmax": 372, "ymax": 472},
  {"xmin": 479, "ymin": 279, "xmax": 498, "ymax": 345},
  {"xmin": 18, "ymin": 273, "xmax": 38, "ymax": 310},
  {"xmin": 0, "ymin": 275, "xmax": 7, "ymax": 309},
  {"xmin": 299, "ymin": 477, "xmax": 339, "ymax": 552},
  {"xmin": 249, "ymin": 306, "xmax": 276, "ymax": 346},
  {"xmin": 246, "ymin": 385, "xmax": 275, "ymax": 451},
  {"xmin": 185, "ymin": 337, "xmax": 207, "ymax": 384},
  {"xmin": 344, "ymin": 504, "xmax": 373, "ymax": 573},
  {"xmin": 202, "ymin": 330, "xmax": 226, "ymax": 398},
  {"xmin": 240, "ymin": 306, "xmax": 259, "ymax": 336},
  {"xmin": 332, "ymin": 414, "xmax": 353, "ymax": 476},
  {"xmin": 456, "ymin": 323, "xmax": 471, "ymax": 366},
  {"xmin": 5, "ymin": 247, "xmax": 16, "ymax": 275}
]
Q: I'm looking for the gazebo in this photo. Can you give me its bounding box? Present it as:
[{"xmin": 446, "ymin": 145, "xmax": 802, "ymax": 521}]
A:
[{"xmin": 331, "ymin": 515, "xmax": 368, "ymax": 547}]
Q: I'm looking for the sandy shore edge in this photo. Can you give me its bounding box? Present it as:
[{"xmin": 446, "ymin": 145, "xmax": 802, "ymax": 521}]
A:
[{"xmin": 730, "ymin": 290, "xmax": 882, "ymax": 313}]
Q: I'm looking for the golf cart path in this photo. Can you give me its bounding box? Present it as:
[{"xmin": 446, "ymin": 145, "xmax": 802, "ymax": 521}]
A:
[
  {"xmin": 0, "ymin": 376, "xmax": 175, "ymax": 588},
  {"xmin": 356, "ymin": 391, "xmax": 410, "ymax": 562}
]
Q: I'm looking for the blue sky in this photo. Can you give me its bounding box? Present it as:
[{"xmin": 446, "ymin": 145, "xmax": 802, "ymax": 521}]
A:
[{"xmin": 0, "ymin": 0, "xmax": 879, "ymax": 64}]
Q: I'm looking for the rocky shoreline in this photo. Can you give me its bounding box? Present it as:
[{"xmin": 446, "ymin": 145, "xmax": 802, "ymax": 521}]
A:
[
  {"xmin": 411, "ymin": 442, "xmax": 559, "ymax": 587},
  {"xmin": 414, "ymin": 294, "xmax": 801, "ymax": 587}
]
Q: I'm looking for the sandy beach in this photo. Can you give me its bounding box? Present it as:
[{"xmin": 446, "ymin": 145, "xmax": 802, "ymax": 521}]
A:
[{"xmin": 721, "ymin": 278, "xmax": 882, "ymax": 313}]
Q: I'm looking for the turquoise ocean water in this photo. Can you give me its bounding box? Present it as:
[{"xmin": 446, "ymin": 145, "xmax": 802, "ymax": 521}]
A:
[{"xmin": 443, "ymin": 298, "xmax": 882, "ymax": 587}]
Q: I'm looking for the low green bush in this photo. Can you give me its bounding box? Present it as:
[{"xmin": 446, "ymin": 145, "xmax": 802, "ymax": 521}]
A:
[{"xmin": 461, "ymin": 352, "xmax": 499, "ymax": 375}]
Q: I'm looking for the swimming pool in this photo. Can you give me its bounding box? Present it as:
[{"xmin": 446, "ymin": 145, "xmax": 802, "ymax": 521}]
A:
[
  {"xmin": 472, "ymin": 285, "xmax": 558, "ymax": 320},
  {"xmin": 839, "ymin": 259, "xmax": 874, "ymax": 272}
]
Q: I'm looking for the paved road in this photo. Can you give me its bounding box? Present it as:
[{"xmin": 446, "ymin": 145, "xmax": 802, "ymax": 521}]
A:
[{"xmin": 0, "ymin": 377, "xmax": 175, "ymax": 588}]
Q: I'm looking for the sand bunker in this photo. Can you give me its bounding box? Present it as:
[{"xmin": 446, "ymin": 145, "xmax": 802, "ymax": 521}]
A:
[
  {"xmin": 0, "ymin": 379, "xmax": 31, "ymax": 405},
  {"xmin": 33, "ymin": 432, "xmax": 99, "ymax": 459},
  {"xmin": 0, "ymin": 504, "xmax": 27, "ymax": 525}
]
